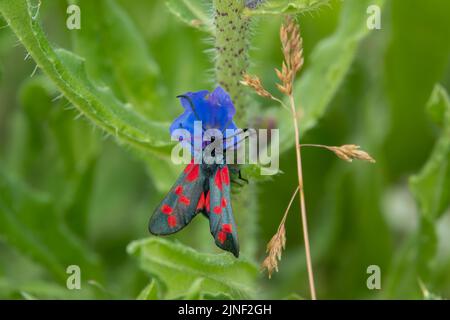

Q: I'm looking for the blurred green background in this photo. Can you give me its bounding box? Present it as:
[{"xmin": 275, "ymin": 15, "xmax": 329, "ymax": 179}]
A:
[{"xmin": 0, "ymin": 0, "xmax": 449, "ymax": 299}]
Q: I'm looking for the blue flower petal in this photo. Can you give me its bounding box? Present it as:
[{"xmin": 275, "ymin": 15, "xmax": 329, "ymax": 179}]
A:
[
  {"xmin": 169, "ymin": 110, "xmax": 196, "ymax": 135},
  {"xmin": 170, "ymin": 86, "xmax": 239, "ymax": 149}
]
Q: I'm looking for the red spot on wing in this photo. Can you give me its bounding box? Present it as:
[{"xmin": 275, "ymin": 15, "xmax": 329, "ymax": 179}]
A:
[
  {"xmin": 161, "ymin": 204, "xmax": 173, "ymax": 215},
  {"xmin": 196, "ymin": 192, "xmax": 206, "ymax": 211},
  {"xmin": 222, "ymin": 224, "xmax": 232, "ymax": 233},
  {"xmin": 174, "ymin": 185, "xmax": 183, "ymax": 195},
  {"xmin": 179, "ymin": 195, "xmax": 190, "ymax": 206},
  {"xmin": 186, "ymin": 164, "xmax": 200, "ymax": 182},
  {"xmin": 221, "ymin": 166, "xmax": 230, "ymax": 185},
  {"xmin": 184, "ymin": 163, "xmax": 194, "ymax": 174},
  {"xmin": 214, "ymin": 169, "xmax": 223, "ymax": 191},
  {"xmin": 213, "ymin": 206, "xmax": 222, "ymax": 214},
  {"xmin": 167, "ymin": 215, "xmax": 177, "ymax": 227},
  {"xmin": 218, "ymin": 231, "xmax": 227, "ymax": 244},
  {"xmin": 205, "ymin": 191, "xmax": 211, "ymax": 212},
  {"xmin": 221, "ymin": 197, "xmax": 227, "ymax": 208}
]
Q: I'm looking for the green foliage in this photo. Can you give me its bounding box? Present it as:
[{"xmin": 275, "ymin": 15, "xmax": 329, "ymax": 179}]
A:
[
  {"xmin": 137, "ymin": 279, "xmax": 160, "ymax": 300},
  {"xmin": 213, "ymin": 0, "xmax": 250, "ymax": 116},
  {"xmin": 410, "ymin": 85, "xmax": 450, "ymax": 278},
  {"xmin": 384, "ymin": 0, "xmax": 450, "ymax": 175},
  {"xmin": 0, "ymin": 0, "xmax": 449, "ymax": 300},
  {"xmin": 410, "ymin": 85, "xmax": 450, "ymax": 222},
  {"xmin": 165, "ymin": 0, "xmax": 212, "ymax": 33},
  {"xmin": 128, "ymin": 238, "xmax": 258, "ymax": 299},
  {"xmin": 0, "ymin": 0, "xmax": 171, "ymax": 156},
  {"xmin": 0, "ymin": 170, "xmax": 101, "ymax": 287},
  {"xmin": 72, "ymin": 0, "xmax": 163, "ymax": 119}
]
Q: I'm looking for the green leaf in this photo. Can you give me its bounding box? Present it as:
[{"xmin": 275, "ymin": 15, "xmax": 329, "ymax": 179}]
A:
[
  {"xmin": 419, "ymin": 280, "xmax": 443, "ymax": 300},
  {"xmin": 275, "ymin": 0, "xmax": 385, "ymax": 152},
  {"xmin": 143, "ymin": 156, "xmax": 181, "ymax": 192},
  {"xmin": 244, "ymin": 0, "xmax": 331, "ymax": 16},
  {"xmin": 19, "ymin": 76, "xmax": 99, "ymax": 236},
  {"xmin": 127, "ymin": 238, "xmax": 258, "ymax": 299},
  {"xmin": 165, "ymin": 0, "xmax": 212, "ymax": 33},
  {"xmin": 183, "ymin": 278, "xmax": 205, "ymax": 299},
  {"xmin": 137, "ymin": 279, "xmax": 160, "ymax": 300},
  {"xmin": 426, "ymin": 84, "xmax": 449, "ymax": 127},
  {"xmin": 384, "ymin": 0, "xmax": 450, "ymax": 175},
  {"xmin": 410, "ymin": 85, "xmax": 450, "ymax": 221},
  {"xmin": 0, "ymin": 277, "xmax": 97, "ymax": 299},
  {"xmin": 409, "ymin": 85, "xmax": 450, "ymax": 280},
  {"xmin": 0, "ymin": 171, "xmax": 102, "ymax": 282},
  {"xmin": 0, "ymin": 0, "xmax": 172, "ymax": 157},
  {"xmin": 72, "ymin": 0, "xmax": 165, "ymax": 119}
]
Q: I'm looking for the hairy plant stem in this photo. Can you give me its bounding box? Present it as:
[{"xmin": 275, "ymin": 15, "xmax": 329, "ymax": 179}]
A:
[
  {"xmin": 213, "ymin": 0, "xmax": 257, "ymax": 257},
  {"xmin": 289, "ymin": 95, "xmax": 317, "ymax": 300},
  {"xmin": 213, "ymin": 0, "xmax": 250, "ymax": 120}
]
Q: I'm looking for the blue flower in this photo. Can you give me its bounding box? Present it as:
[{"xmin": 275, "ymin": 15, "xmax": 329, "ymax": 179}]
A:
[{"xmin": 170, "ymin": 86, "xmax": 238, "ymax": 148}]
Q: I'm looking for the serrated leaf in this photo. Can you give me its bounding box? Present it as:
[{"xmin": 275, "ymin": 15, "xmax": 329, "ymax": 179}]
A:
[
  {"xmin": 244, "ymin": 0, "xmax": 331, "ymax": 16},
  {"xmin": 127, "ymin": 238, "xmax": 258, "ymax": 299},
  {"xmin": 165, "ymin": 0, "xmax": 212, "ymax": 33},
  {"xmin": 0, "ymin": 0, "xmax": 173, "ymax": 157}
]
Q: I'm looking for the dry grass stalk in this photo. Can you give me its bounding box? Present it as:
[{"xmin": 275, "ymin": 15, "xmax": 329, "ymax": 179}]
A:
[
  {"xmin": 261, "ymin": 224, "xmax": 286, "ymax": 279},
  {"xmin": 279, "ymin": 17, "xmax": 317, "ymax": 300},
  {"xmin": 243, "ymin": 15, "xmax": 375, "ymax": 301},
  {"xmin": 261, "ymin": 187, "xmax": 299, "ymax": 279},
  {"xmin": 301, "ymin": 144, "xmax": 376, "ymax": 163},
  {"xmin": 241, "ymin": 74, "xmax": 273, "ymax": 99},
  {"xmin": 275, "ymin": 16, "xmax": 304, "ymax": 96}
]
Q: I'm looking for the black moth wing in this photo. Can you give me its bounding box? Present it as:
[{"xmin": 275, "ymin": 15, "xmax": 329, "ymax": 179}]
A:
[
  {"xmin": 208, "ymin": 164, "xmax": 239, "ymax": 257},
  {"xmin": 149, "ymin": 163, "xmax": 207, "ymax": 235}
]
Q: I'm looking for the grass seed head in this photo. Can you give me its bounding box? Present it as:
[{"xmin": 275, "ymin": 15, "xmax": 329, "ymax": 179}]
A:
[
  {"xmin": 329, "ymin": 144, "xmax": 376, "ymax": 163},
  {"xmin": 241, "ymin": 73, "xmax": 273, "ymax": 99},
  {"xmin": 261, "ymin": 223, "xmax": 287, "ymax": 279},
  {"xmin": 276, "ymin": 16, "xmax": 304, "ymax": 97}
]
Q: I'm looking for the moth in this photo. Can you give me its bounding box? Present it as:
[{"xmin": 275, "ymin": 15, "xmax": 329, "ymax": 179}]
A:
[
  {"xmin": 148, "ymin": 161, "xmax": 243, "ymax": 257},
  {"xmin": 148, "ymin": 91, "xmax": 247, "ymax": 258}
]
